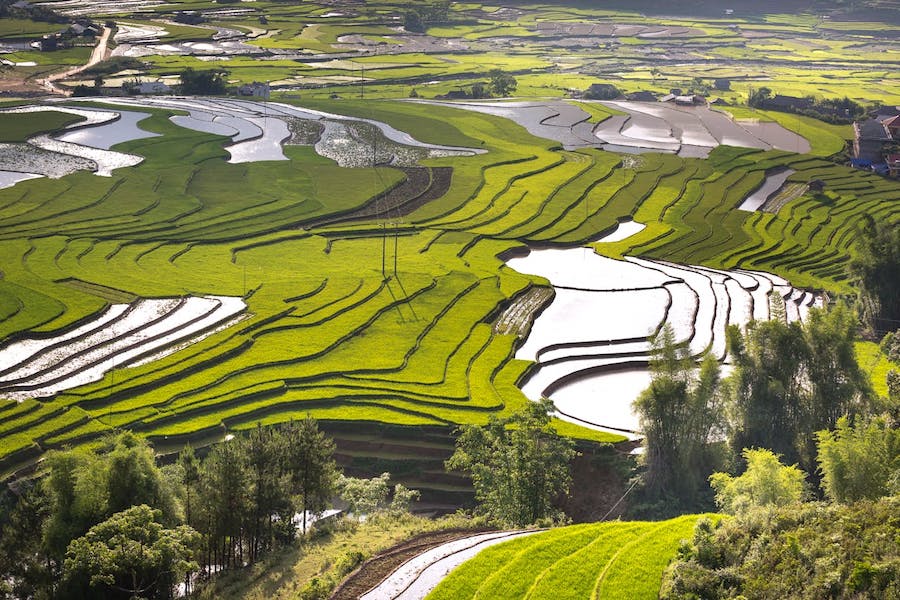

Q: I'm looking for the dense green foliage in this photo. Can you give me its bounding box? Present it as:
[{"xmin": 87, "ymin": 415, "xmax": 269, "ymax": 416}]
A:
[
  {"xmin": 634, "ymin": 325, "xmax": 724, "ymax": 507},
  {"xmin": 726, "ymin": 304, "xmax": 871, "ymax": 471},
  {"xmin": 816, "ymin": 416, "xmax": 900, "ymax": 503},
  {"xmin": 661, "ymin": 497, "xmax": 900, "ymax": 599},
  {"xmin": 0, "ymin": 419, "xmax": 341, "ymax": 598},
  {"xmin": 709, "ymin": 449, "xmax": 808, "ymax": 514},
  {"xmin": 179, "ymin": 68, "xmax": 227, "ymax": 95},
  {"xmin": 62, "ymin": 505, "xmax": 199, "ymax": 600},
  {"xmin": 849, "ymin": 218, "xmax": 900, "ymax": 336},
  {"xmin": 446, "ymin": 399, "xmax": 575, "ymax": 526}
]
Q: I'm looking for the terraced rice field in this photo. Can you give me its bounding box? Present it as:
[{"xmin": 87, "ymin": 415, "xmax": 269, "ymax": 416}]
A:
[
  {"xmin": 425, "ymin": 515, "xmax": 710, "ymax": 600},
  {"xmin": 510, "ymin": 248, "xmax": 821, "ymax": 433},
  {"xmin": 0, "ymin": 92, "xmax": 896, "ymax": 481}
]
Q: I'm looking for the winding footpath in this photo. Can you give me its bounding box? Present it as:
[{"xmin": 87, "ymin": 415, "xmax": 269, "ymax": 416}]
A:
[
  {"xmin": 37, "ymin": 25, "xmax": 112, "ymax": 95},
  {"xmin": 359, "ymin": 530, "xmax": 539, "ymax": 600}
]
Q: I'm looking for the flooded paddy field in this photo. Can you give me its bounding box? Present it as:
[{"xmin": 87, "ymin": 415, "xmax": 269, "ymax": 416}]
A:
[
  {"xmin": 417, "ymin": 99, "xmax": 810, "ymax": 156},
  {"xmin": 508, "ymin": 239, "xmax": 823, "ymax": 435}
]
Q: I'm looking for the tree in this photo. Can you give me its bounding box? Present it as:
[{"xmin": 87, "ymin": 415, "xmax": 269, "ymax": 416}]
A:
[
  {"xmin": 470, "ymin": 81, "xmax": 489, "ymax": 99},
  {"xmin": 404, "ymin": 10, "xmax": 424, "ymax": 33},
  {"xmin": 816, "ymin": 416, "xmax": 900, "ymax": 503},
  {"xmin": 179, "ymin": 67, "xmax": 226, "ymax": 95},
  {"xmin": 283, "ymin": 416, "xmax": 338, "ymax": 534},
  {"xmin": 800, "ymin": 303, "xmax": 871, "ymax": 462},
  {"xmin": 633, "ymin": 325, "xmax": 724, "ymax": 506},
  {"xmin": 388, "ymin": 483, "xmax": 420, "ymax": 516},
  {"xmin": 584, "ymin": 83, "xmax": 621, "ymax": 100},
  {"xmin": 445, "ymin": 398, "xmax": 575, "ymax": 526},
  {"xmin": 197, "ymin": 438, "xmax": 249, "ymax": 570},
  {"xmin": 338, "ymin": 473, "xmax": 391, "ymax": 517},
  {"xmin": 242, "ymin": 424, "xmax": 287, "ymax": 562},
  {"xmin": 725, "ymin": 319, "xmax": 809, "ymax": 466},
  {"xmin": 42, "ymin": 449, "xmax": 107, "ymax": 562},
  {"xmin": 0, "ymin": 481, "xmax": 52, "ymax": 599},
  {"xmin": 849, "ymin": 216, "xmax": 900, "ymax": 335},
  {"xmin": 747, "ymin": 85, "xmax": 772, "ymax": 107},
  {"xmin": 709, "ymin": 448, "xmax": 807, "ymax": 514},
  {"xmin": 104, "ymin": 432, "xmax": 178, "ymax": 523},
  {"xmin": 488, "ymin": 69, "xmax": 517, "ymax": 97},
  {"xmin": 177, "ymin": 445, "xmax": 200, "ymax": 530},
  {"xmin": 726, "ymin": 307, "xmax": 871, "ymax": 471},
  {"xmin": 62, "ymin": 505, "xmax": 199, "ymax": 600}
]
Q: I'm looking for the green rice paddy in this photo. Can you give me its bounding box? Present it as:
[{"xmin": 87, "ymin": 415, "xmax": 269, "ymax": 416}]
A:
[
  {"xmin": 426, "ymin": 515, "xmax": 712, "ymax": 599},
  {"xmin": 0, "ymin": 1, "xmax": 898, "ymax": 478}
]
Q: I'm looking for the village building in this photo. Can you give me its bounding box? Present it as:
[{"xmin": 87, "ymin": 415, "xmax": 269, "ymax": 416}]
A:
[
  {"xmin": 852, "ymin": 118, "xmax": 894, "ymax": 163},
  {"xmin": 763, "ymin": 94, "xmax": 814, "ymax": 112},
  {"xmin": 882, "ymin": 114, "xmax": 900, "ymax": 139},
  {"xmin": 237, "ymin": 81, "xmax": 270, "ymax": 99},
  {"xmin": 674, "ymin": 94, "xmax": 705, "ymax": 105},
  {"xmin": 887, "ymin": 154, "xmax": 900, "ymax": 178},
  {"xmin": 625, "ymin": 90, "xmax": 657, "ymax": 102}
]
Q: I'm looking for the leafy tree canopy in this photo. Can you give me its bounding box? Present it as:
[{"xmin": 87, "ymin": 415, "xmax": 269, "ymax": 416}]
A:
[
  {"xmin": 709, "ymin": 448, "xmax": 807, "ymax": 515},
  {"xmin": 446, "ymin": 398, "xmax": 575, "ymax": 527},
  {"xmin": 849, "ymin": 217, "xmax": 900, "ymax": 336},
  {"xmin": 633, "ymin": 324, "xmax": 725, "ymax": 508},
  {"xmin": 179, "ymin": 68, "xmax": 226, "ymax": 95},
  {"xmin": 816, "ymin": 416, "xmax": 900, "ymax": 503},
  {"xmin": 62, "ymin": 504, "xmax": 199, "ymax": 600}
]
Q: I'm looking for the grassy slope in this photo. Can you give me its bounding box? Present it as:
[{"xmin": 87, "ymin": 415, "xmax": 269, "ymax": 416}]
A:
[
  {"xmin": 427, "ymin": 515, "xmax": 713, "ymax": 600},
  {"xmin": 193, "ymin": 514, "xmax": 478, "ymax": 600},
  {"xmin": 0, "ymin": 111, "xmax": 86, "ymax": 142}
]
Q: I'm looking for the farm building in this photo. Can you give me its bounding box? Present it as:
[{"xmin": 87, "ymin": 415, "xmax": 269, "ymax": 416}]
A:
[
  {"xmin": 763, "ymin": 94, "xmax": 814, "ymax": 111},
  {"xmin": 238, "ymin": 82, "xmax": 270, "ymax": 99},
  {"xmin": 887, "ymin": 154, "xmax": 900, "ymax": 178},
  {"xmin": 882, "ymin": 115, "xmax": 900, "ymax": 139},
  {"xmin": 674, "ymin": 95, "xmax": 705, "ymax": 105},
  {"xmin": 872, "ymin": 105, "xmax": 900, "ymax": 120},
  {"xmin": 853, "ymin": 118, "xmax": 893, "ymax": 162},
  {"xmin": 625, "ymin": 90, "xmax": 657, "ymax": 102}
]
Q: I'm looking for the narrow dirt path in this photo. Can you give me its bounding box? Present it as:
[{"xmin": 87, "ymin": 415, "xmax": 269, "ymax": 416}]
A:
[
  {"xmin": 352, "ymin": 530, "xmax": 539, "ymax": 600},
  {"xmin": 37, "ymin": 25, "xmax": 112, "ymax": 96}
]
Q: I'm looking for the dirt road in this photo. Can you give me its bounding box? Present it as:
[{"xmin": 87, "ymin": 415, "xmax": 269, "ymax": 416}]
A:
[{"xmin": 37, "ymin": 25, "xmax": 112, "ymax": 95}]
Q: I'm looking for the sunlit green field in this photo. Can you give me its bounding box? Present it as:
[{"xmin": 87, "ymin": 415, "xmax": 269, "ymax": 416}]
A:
[
  {"xmin": 0, "ymin": 0, "xmax": 898, "ymax": 478},
  {"xmin": 0, "ymin": 95, "xmax": 897, "ymax": 477},
  {"xmin": 427, "ymin": 515, "xmax": 713, "ymax": 600}
]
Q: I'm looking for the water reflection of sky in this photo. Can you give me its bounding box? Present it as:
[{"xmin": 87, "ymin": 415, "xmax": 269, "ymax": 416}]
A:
[
  {"xmin": 507, "ymin": 240, "xmax": 821, "ymax": 436},
  {"xmin": 56, "ymin": 108, "xmax": 160, "ymax": 150}
]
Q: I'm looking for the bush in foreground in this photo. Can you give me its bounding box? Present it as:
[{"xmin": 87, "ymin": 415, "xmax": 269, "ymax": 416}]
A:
[{"xmin": 661, "ymin": 496, "xmax": 900, "ymax": 599}]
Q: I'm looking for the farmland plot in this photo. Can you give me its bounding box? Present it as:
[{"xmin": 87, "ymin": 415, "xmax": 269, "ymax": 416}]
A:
[
  {"xmin": 0, "ymin": 92, "xmax": 895, "ymax": 478},
  {"xmin": 426, "ymin": 515, "xmax": 709, "ymax": 600},
  {"xmin": 509, "ymin": 245, "xmax": 822, "ymax": 434}
]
